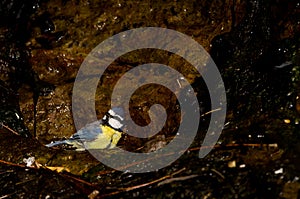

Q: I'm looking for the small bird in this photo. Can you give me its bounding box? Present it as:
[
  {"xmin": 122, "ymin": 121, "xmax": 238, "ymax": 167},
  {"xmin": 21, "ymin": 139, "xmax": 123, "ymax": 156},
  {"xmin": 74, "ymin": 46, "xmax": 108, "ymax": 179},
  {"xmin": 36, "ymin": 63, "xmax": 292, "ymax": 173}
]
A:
[{"xmin": 46, "ymin": 107, "xmax": 124, "ymax": 151}]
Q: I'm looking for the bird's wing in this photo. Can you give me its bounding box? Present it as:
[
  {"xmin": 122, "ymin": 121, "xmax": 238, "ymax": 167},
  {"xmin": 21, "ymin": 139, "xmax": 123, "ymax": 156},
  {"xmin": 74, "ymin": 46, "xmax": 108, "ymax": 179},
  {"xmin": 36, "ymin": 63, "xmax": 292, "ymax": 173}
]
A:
[
  {"xmin": 45, "ymin": 140, "xmax": 68, "ymax": 147},
  {"xmin": 70, "ymin": 120, "xmax": 102, "ymax": 142}
]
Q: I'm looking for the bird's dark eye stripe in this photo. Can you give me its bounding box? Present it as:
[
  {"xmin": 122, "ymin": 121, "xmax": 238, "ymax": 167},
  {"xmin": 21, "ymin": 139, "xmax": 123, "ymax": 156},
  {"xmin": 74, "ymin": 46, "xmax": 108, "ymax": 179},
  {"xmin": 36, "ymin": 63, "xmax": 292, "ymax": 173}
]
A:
[{"xmin": 106, "ymin": 113, "xmax": 123, "ymax": 123}]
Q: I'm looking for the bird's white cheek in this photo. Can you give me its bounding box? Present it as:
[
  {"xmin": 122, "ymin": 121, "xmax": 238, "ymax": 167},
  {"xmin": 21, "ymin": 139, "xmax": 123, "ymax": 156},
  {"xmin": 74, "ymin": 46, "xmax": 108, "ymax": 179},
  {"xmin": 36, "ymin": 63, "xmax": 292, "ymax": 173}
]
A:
[{"xmin": 109, "ymin": 118, "xmax": 123, "ymax": 129}]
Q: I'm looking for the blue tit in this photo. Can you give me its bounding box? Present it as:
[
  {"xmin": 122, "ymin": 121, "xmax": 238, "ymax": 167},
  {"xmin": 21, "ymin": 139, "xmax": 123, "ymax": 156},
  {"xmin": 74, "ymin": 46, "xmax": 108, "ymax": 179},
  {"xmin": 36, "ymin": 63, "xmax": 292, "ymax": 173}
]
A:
[{"xmin": 46, "ymin": 107, "xmax": 124, "ymax": 151}]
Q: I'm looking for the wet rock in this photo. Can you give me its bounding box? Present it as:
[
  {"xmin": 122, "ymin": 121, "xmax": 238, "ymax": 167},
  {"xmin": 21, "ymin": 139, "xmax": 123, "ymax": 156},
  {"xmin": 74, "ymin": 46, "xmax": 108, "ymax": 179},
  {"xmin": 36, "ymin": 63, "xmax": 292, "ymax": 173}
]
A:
[
  {"xmin": 141, "ymin": 134, "xmax": 167, "ymax": 153},
  {"xmin": 0, "ymin": 0, "xmax": 40, "ymax": 42},
  {"xmin": 0, "ymin": 80, "xmax": 31, "ymax": 137},
  {"xmin": 210, "ymin": 0, "xmax": 299, "ymax": 69},
  {"xmin": 0, "ymin": 0, "xmax": 57, "ymax": 138},
  {"xmin": 19, "ymin": 83, "xmax": 75, "ymax": 142}
]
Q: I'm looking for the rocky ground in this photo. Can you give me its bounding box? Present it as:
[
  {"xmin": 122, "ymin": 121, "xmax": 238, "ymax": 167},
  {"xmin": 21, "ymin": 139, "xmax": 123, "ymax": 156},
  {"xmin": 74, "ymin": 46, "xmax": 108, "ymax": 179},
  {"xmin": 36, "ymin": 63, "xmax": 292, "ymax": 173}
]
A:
[{"xmin": 0, "ymin": 0, "xmax": 300, "ymax": 198}]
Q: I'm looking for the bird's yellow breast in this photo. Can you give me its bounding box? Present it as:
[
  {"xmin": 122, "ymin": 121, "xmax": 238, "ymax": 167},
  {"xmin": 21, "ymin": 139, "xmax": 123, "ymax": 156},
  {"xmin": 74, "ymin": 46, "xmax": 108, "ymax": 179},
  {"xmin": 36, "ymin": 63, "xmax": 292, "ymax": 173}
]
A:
[
  {"xmin": 84, "ymin": 125, "xmax": 122, "ymax": 149},
  {"xmin": 101, "ymin": 125, "xmax": 118, "ymax": 137}
]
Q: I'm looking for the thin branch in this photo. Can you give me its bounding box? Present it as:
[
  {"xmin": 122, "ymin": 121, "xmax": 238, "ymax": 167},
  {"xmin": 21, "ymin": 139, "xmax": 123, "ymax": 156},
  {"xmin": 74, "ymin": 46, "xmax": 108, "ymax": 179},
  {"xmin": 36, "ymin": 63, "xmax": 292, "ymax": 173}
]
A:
[
  {"xmin": 1, "ymin": 124, "xmax": 19, "ymax": 136},
  {"xmin": 60, "ymin": 173, "xmax": 97, "ymax": 188},
  {"xmin": 100, "ymin": 168, "xmax": 186, "ymax": 198},
  {"xmin": 157, "ymin": 174, "xmax": 198, "ymax": 186},
  {"xmin": 0, "ymin": 192, "xmax": 17, "ymax": 199},
  {"xmin": 211, "ymin": 168, "xmax": 225, "ymax": 179},
  {"xmin": 200, "ymin": 108, "xmax": 222, "ymax": 117},
  {"xmin": 0, "ymin": 160, "xmax": 25, "ymax": 168}
]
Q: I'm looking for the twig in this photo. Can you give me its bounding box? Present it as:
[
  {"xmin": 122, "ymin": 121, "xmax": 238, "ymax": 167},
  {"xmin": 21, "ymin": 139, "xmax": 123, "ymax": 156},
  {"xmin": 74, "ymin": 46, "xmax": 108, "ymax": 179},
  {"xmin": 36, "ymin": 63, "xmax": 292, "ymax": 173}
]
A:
[
  {"xmin": 118, "ymin": 168, "xmax": 186, "ymax": 191},
  {"xmin": 1, "ymin": 124, "xmax": 19, "ymax": 136},
  {"xmin": 15, "ymin": 178, "xmax": 35, "ymax": 186},
  {"xmin": 157, "ymin": 174, "xmax": 198, "ymax": 186},
  {"xmin": 100, "ymin": 168, "xmax": 186, "ymax": 198},
  {"xmin": 200, "ymin": 108, "xmax": 222, "ymax": 117},
  {"xmin": 0, "ymin": 160, "xmax": 25, "ymax": 168},
  {"xmin": 211, "ymin": 168, "xmax": 225, "ymax": 179},
  {"xmin": 60, "ymin": 173, "xmax": 96, "ymax": 188},
  {"xmin": 0, "ymin": 159, "xmax": 95, "ymax": 188},
  {"xmin": 0, "ymin": 192, "xmax": 16, "ymax": 199}
]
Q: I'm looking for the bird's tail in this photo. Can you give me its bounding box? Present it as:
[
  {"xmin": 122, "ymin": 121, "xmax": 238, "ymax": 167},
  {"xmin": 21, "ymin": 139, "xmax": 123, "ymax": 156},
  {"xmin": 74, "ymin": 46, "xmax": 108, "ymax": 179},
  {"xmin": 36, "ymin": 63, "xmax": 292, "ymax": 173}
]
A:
[{"xmin": 45, "ymin": 140, "xmax": 67, "ymax": 148}]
